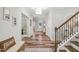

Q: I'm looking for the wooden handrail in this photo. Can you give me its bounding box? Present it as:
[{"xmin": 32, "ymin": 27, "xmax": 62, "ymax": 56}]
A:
[
  {"xmin": 55, "ymin": 11, "xmax": 79, "ymax": 52},
  {"xmin": 56, "ymin": 11, "xmax": 79, "ymax": 30}
]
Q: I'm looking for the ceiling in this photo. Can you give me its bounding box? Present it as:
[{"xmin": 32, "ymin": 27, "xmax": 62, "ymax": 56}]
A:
[{"xmin": 26, "ymin": 7, "xmax": 50, "ymax": 20}]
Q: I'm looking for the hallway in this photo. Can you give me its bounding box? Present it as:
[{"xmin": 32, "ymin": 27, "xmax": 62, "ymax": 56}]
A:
[
  {"xmin": 22, "ymin": 31, "xmax": 55, "ymax": 52},
  {"xmin": 0, "ymin": 7, "xmax": 79, "ymax": 52}
]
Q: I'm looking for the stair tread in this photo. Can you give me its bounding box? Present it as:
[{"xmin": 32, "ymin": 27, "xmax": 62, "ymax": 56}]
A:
[
  {"xmin": 75, "ymin": 36, "xmax": 79, "ymax": 38},
  {"xmin": 65, "ymin": 46, "xmax": 78, "ymax": 52},
  {"xmin": 71, "ymin": 41, "xmax": 79, "ymax": 47},
  {"xmin": 59, "ymin": 50, "xmax": 66, "ymax": 52}
]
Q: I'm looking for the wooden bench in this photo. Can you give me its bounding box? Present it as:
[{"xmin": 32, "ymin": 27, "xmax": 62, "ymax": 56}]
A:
[
  {"xmin": 0, "ymin": 36, "xmax": 25, "ymax": 52},
  {"xmin": 7, "ymin": 41, "xmax": 24, "ymax": 52}
]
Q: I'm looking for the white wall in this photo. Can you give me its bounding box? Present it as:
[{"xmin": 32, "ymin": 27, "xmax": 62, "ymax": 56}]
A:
[
  {"xmin": 0, "ymin": 7, "xmax": 79, "ymax": 42},
  {"xmin": 45, "ymin": 8, "xmax": 53, "ymax": 41},
  {"xmin": 0, "ymin": 7, "xmax": 33, "ymax": 42},
  {"xmin": 46, "ymin": 7, "xmax": 79, "ymax": 41}
]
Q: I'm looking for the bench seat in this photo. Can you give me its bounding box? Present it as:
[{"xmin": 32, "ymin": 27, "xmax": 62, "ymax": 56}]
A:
[
  {"xmin": 0, "ymin": 36, "xmax": 25, "ymax": 52},
  {"xmin": 7, "ymin": 41, "xmax": 25, "ymax": 52}
]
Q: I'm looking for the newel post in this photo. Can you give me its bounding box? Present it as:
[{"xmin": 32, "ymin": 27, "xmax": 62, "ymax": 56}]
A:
[{"xmin": 55, "ymin": 27, "xmax": 57, "ymax": 52}]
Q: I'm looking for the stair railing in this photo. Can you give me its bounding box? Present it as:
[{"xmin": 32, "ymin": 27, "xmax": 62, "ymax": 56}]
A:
[{"xmin": 55, "ymin": 11, "xmax": 79, "ymax": 52}]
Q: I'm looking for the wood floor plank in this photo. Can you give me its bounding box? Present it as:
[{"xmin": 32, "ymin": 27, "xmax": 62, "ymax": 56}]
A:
[{"xmin": 59, "ymin": 50, "xmax": 66, "ymax": 52}]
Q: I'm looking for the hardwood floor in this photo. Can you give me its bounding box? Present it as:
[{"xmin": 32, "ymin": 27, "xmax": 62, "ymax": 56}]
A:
[
  {"xmin": 22, "ymin": 32, "xmax": 55, "ymax": 52},
  {"xmin": 25, "ymin": 48, "xmax": 54, "ymax": 52}
]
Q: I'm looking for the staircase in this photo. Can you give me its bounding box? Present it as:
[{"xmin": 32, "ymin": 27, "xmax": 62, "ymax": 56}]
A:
[
  {"xmin": 55, "ymin": 11, "xmax": 79, "ymax": 52},
  {"xmin": 59, "ymin": 40, "xmax": 79, "ymax": 52}
]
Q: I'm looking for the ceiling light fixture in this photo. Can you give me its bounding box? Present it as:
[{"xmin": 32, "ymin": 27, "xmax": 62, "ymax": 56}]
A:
[{"xmin": 31, "ymin": 7, "xmax": 47, "ymax": 15}]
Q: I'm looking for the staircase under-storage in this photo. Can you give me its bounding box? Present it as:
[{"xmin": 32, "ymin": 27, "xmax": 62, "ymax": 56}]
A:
[{"xmin": 55, "ymin": 11, "xmax": 79, "ymax": 52}]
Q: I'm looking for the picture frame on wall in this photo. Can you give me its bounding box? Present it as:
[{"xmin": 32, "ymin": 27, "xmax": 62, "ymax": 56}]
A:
[
  {"xmin": 12, "ymin": 16, "xmax": 17, "ymax": 26},
  {"xmin": 3, "ymin": 7, "xmax": 10, "ymax": 20}
]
